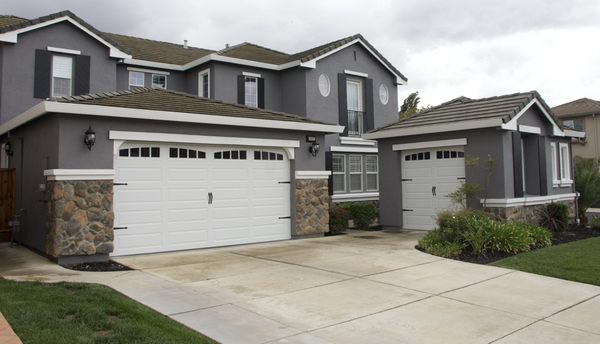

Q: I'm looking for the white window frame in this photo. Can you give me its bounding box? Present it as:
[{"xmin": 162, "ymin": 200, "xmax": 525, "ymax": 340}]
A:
[
  {"xmin": 128, "ymin": 71, "xmax": 145, "ymax": 89},
  {"xmin": 349, "ymin": 154, "xmax": 363, "ymax": 192},
  {"xmin": 550, "ymin": 142, "xmax": 560, "ymax": 186},
  {"xmin": 346, "ymin": 79, "xmax": 364, "ymax": 137},
  {"xmin": 559, "ymin": 142, "xmax": 572, "ymax": 184},
  {"xmin": 51, "ymin": 55, "xmax": 73, "ymax": 97},
  {"xmin": 198, "ymin": 68, "xmax": 210, "ymax": 98},
  {"xmin": 521, "ymin": 138, "xmax": 526, "ymax": 193},
  {"xmin": 244, "ymin": 76, "xmax": 258, "ymax": 107},
  {"xmin": 366, "ymin": 155, "xmax": 379, "ymax": 191},
  {"xmin": 151, "ymin": 74, "xmax": 167, "ymax": 89},
  {"xmin": 332, "ymin": 154, "xmax": 346, "ymax": 193}
]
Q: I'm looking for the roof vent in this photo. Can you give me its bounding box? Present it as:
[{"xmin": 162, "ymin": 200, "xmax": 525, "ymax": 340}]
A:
[{"xmin": 183, "ymin": 40, "xmax": 188, "ymax": 49}]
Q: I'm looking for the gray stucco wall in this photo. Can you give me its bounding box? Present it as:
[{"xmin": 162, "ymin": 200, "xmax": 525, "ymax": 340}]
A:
[
  {"xmin": 0, "ymin": 22, "xmax": 117, "ymax": 122},
  {"xmin": 280, "ymin": 68, "xmax": 307, "ymax": 117},
  {"xmin": 185, "ymin": 62, "xmax": 214, "ymax": 98}
]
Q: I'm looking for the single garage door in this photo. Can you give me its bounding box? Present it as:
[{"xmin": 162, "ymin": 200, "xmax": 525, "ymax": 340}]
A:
[
  {"xmin": 112, "ymin": 142, "xmax": 291, "ymax": 256},
  {"xmin": 401, "ymin": 147, "xmax": 465, "ymax": 230}
]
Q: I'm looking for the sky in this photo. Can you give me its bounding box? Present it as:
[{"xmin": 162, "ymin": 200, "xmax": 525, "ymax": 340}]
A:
[{"xmin": 3, "ymin": 0, "xmax": 599, "ymax": 109}]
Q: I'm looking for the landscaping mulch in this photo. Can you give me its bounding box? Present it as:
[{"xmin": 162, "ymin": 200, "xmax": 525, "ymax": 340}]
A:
[
  {"xmin": 62, "ymin": 260, "xmax": 132, "ymax": 272},
  {"xmin": 552, "ymin": 226, "xmax": 600, "ymax": 245}
]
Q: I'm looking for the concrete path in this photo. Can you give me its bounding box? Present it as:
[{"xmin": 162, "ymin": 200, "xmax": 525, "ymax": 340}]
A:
[{"xmin": 1, "ymin": 231, "xmax": 599, "ymax": 344}]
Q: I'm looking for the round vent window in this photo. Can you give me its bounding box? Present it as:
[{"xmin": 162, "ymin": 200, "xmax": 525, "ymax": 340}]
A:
[
  {"xmin": 379, "ymin": 84, "xmax": 389, "ymax": 105},
  {"xmin": 318, "ymin": 74, "xmax": 331, "ymax": 97}
]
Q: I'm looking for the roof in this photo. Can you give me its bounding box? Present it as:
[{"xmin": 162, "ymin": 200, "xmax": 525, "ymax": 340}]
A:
[
  {"xmin": 217, "ymin": 42, "xmax": 290, "ymax": 65},
  {"xmin": 0, "ymin": 15, "xmax": 28, "ymax": 30},
  {"xmin": 552, "ymin": 98, "xmax": 600, "ymax": 118}
]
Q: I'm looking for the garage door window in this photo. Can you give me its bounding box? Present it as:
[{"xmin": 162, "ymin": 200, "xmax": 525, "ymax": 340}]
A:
[
  {"xmin": 119, "ymin": 146, "xmax": 160, "ymax": 158},
  {"xmin": 254, "ymin": 151, "xmax": 284, "ymax": 160},
  {"xmin": 405, "ymin": 151, "xmax": 430, "ymax": 161},
  {"xmin": 436, "ymin": 150, "xmax": 464, "ymax": 159},
  {"xmin": 214, "ymin": 150, "xmax": 247, "ymax": 160},
  {"xmin": 332, "ymin": 154, "xmax": 346, "ymax": 193},
  {"xmin": 349, "ymin": 155, "xmax": 363, "ymax": 192},
  {"xmin": 169, "ymin": 148, "xmax": 206, "ymax": 159}
]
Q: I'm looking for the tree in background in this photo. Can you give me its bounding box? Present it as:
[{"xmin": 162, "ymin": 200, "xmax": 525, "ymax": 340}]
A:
[
  {"xmin": 399, "ymin": 92, "xmax": 420, "ymax": 119},
  {"xmin": 574, "ymin": 157, "xmax": 600, "ymax": 224}
]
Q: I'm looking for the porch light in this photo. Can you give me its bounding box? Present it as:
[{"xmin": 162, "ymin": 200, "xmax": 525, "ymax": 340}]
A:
[
  {"xmin": 84, "ymin": 126, "xmax": 96, "ymax": 150},
  {"xmin": 309, "ymin": 141, "xmax": 320, "ymax": 157},
  {"xmin": 3, "ymin": 142, "xmax": 12, "ymax": 156}
]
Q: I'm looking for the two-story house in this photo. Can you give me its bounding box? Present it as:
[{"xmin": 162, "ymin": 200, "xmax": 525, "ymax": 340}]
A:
[
  {"xmin": 0, "ymin": 11, "xmax": 405, "ymax": 263},
  {"xmin": 552, "ymin": 98, "xmax": 600, "ymax": 160}
]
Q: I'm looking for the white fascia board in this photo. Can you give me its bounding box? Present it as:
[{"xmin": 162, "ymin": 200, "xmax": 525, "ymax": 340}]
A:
[
  {"xmin": 330, "ymin": 146, "xmax": 378, "ymax": 153},
  {"xmin": 0, "ymin": 102, "xmax": 47, "ymax": 136},
  {"xmin": 126, "ymin": 67, "xmax": 170, "ymax": 75},
  {"xmin": 0, "ymin": 16, "xmax": 131, "ymax": 59},
  {"xmin": 344, "ymin": 69, "xmax": 368, "ymax": 78},
  {"xmin": 518, "ymin": 125, "xmax": 541, "ymax": 135},
  {"xmin": 392, "ymin": 138, "xmax": 467, "ymax": 151},
  {"xmin": 109, "ymin": 130, "xmax": 300, "ymax": 148},
  {"xmin": 44, "ymin": 169, "xmax": 115, "ymax": 181},
  {"xmin": 501, "ymin": 98, "xmax": 565, "ymax": 136},
  {"xmin": 47, "ymin": 46, "xmax": 81, "ymax": 55},
  {"xmin": 123, "ymin": 58, "xmax": 185, "ymax": 71},
  {"xmin": 242, "ymin": 71, "xmax": 262, "ymax": 78},
  {"xmin": 295, "ymin": 170, "xmax": 331, "ymax": 179},
  {"xmin": 339, "ymin": 136, "xmax": 377, "ymax": 146},
  {"xmin": 363, "ymin": 118, "xmax": 502, "ymax": 140},
  {"xmin": 481, "ymin": 193, "xmax": 577, "ymax": 208},
  {"xmin": 564, "ymin": 129, "xmax": 586, "ymax": 138},
  {"xmin": 331, "ymin": 192, "xmax": 380, "ymax": 202}
]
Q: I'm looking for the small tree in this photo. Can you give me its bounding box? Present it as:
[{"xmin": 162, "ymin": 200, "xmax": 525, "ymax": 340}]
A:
[
  {"xmin": 399, "ymin": 92, "xmax": 420, "ymax": 119},
  {"xmin": 574, "ymin": 157, "xmax": 600, "ymax": 224}
]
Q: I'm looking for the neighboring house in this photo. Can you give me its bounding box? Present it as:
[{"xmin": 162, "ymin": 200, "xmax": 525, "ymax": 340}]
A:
[
  {"xmin": 0, "ymin": 10, "xmax": 405, "ymax": 262},
  {"xmin": 552, "ymin": 98, "xmax": 600, "ymax": 160},
  {"xmin": 365, "ymin": 91, "xmax": 584, "ymax": 230}
]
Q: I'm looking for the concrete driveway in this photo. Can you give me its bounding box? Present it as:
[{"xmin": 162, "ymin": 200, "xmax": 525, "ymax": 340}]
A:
[{"xmin": 2, "ymin": 231, "xmax": 600, "ymax": 344}]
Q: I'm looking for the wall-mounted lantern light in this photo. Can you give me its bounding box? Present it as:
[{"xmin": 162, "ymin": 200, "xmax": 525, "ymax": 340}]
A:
[
  {"xmin": 3, "ymin": 142, "xmax": 12, "ymax": 156},
  {"xmin": 306, "ymin": 135, "xmax": 320, "ymax": 157},
  {"xmin": 84, "ymin": 126, "xmax": 96, "ymax": 150}
]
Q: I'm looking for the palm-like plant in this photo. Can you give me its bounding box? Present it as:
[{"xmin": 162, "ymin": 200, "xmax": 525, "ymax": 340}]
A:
[{"xmin": 574, "ymin": 157, "xmax": 600, "ymax": 224}]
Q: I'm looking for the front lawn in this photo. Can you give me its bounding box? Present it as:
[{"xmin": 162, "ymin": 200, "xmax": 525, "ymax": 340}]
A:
[
  {"xmin": 491, "ymin": 237, "xmax": 600, "ymax": 286},
  {"xmin": 0, "ymin": 279, "xmax": 215, "ymax": 344}
]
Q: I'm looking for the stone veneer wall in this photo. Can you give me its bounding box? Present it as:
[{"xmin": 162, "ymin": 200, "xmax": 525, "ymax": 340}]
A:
[
  {"xmin": 295, "ymin": 178, "xmax": 330, "ymax": 236},
  {"xmin": 46, "ymin": 180, "xmax": 114, "ymax": 258},
  {"xmin": 485, "ymin": 200, "xmax": 576, "ymax": 224}
]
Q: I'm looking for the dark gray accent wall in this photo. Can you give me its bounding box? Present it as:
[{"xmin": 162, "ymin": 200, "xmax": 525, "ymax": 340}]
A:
[
  {"xmin": 0, "ymin": 22, "xmax": 118, "ymax": 122},
  {"xmin": 280, "ymin": 68, "xmax": 306, "ymax": 116},
  {"xmin": 517, "ymin": 107, "xmax": 553, "ymax": 135},
  {"xmin": 185, "ymin": 63, "xmax": 213, "ymax": 98}
]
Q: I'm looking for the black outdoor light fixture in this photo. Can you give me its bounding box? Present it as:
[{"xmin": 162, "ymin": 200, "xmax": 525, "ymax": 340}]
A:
[
  {"xmin": 3, "ymin": 141, "xmax": 12, "ymax": 156},
  {"xmin": 306, "ymin": 135, "xmax": 320, "ymax": 157},
  {"xmin": 84, "ymin": 125, "xmax": 96, "ymax": 150}
]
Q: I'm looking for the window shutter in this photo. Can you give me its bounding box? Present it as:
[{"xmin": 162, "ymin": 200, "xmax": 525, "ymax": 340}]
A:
[
  {"xmin": 538, "ymin": 136, "xmax": 548, "ymax": 196},
  {"xmin": 74, "ymin": 55, "xmax": 91, "ymax": 95},
  {"xmin": 34, "ymin": 49, "xmax": 52, "ymax": 99},
  {"xmin": 325, "ymin": 151, "xmax": 334, "ymax": 195},
  {"xmin": 237, "ymin": 75, "xmax": 245, "ymax": 105},
  {"xmin": 337, "ymin": 73, "xmax": 348, "ymax": 136},
  {"xmin": 257, "ymin": 77, "xmax": 265, "ymax": 109},
  {"xmin": 512, "ymin": 132, "xmax": 524, "ymax": 198},
  {"xmin": 365, "ymin": 78, "xmax": 374, "ymax": 131}
]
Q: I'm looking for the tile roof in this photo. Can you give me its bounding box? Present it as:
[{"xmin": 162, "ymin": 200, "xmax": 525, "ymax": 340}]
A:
[
  {"xmin": 217, "ymin": 42, "xmax": 290, "ymax": 65},
  {"xmin": 372, "ymin": 91, "xmax": 556, "ymax": 132},
  {"xmin": 54, "ymin": 88, "xmax": 330, "ymax": 124},
  {"xmin": 0, "ymin": 15, "xmax": 28, "ymax": 30},
  {"xmin": 552, "ymin": 98, "xmax": 600, "ymax": 118}
]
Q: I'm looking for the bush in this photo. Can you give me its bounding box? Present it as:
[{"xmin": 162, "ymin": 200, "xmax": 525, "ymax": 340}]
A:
[
  {"xmin": 590, "ymin": 217, "xmax": 600, "ymax": 231},
  {"xmin": 344, "ymin": 202, "xmax": 378, "ymax": 229},
  {"xmin": 575, "ymin": 157, "xmax": 600, "ymax": 223},
  {"xmin": 329, "ymin": 206, "xmax": 350, "ymax": 234},
  {"xmin": 418, "ymin": 230, "xmax": 464, "ymax": 258},
  {"xmin": 539, "ymin": 203, "xmax": 570, "ymax": 232},
  {"xmin": 524, "ymin": 224, "xmax": 552, "ymax": 249}
]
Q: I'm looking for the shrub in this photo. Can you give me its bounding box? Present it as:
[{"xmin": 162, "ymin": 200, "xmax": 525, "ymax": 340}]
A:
[
  {"xmin": 329, "ymin": 206, "xmax": 350, "ymax": 234},
  {"xmin": 418, "ymin": 230, "xmax": 464, "ymax": 258},
  {"xmin": 575, "ymin": 157, "xmax": 600, "ymax": 223},
  {"xmin": 590, "ymin": 217, "xmax": 600, "ymax": 231},
  {"xmin": 524, "ymin": 224, "xmax": 552, "ymax": 249},
  {"xmin": 539, "ymin": 203, "xmax": 570, "ymax": 232},
  {"xmin": 344, "ymin": 202, "xmax": 378, "ymax": 229}
]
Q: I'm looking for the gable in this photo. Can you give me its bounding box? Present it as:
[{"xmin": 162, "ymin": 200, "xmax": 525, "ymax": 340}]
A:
[{"xmin": 516, "ymin": 106, "xmax": 554, "ymax": 136}]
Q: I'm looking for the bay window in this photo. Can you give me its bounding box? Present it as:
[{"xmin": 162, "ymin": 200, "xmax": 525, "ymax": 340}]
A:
[
  {"xmin": 332, "ymin": 154, "xmax": 346, "ymax": 193},
  {"xmin": 366, "ymin": 155, "xmax": 379, "ymax": 191},
  {"xmin": 349, "ymin": 155, "xmax": 363, "ymax": 192}
]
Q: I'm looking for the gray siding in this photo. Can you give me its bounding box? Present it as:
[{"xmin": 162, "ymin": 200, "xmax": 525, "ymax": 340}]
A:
[{"xmin": 0, "ymin": 22, "xmax": 117, "ymax": 122}]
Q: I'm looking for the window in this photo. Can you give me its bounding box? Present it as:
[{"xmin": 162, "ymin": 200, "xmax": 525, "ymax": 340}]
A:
[
  {"xmin": 169, "ymin": 148, "xmax": 206, "ymax": 159},
  {"xmin": 559, "ymin": 143, "xmax": 571, "ymax": 183},
  {"xmin": 198, "ymin": 69, "xmax": 210, "ymax": 98},
  {"xmin": 349, "ymin": 155, "xmax": 363, "ymax": 192},
  {"xmin": 214, "ymin": 150, "xmax": 247, "ymax": 160},
  {"xmin": 366, "ymin": 155, "xmax": 378, "ymax": 191},
  {"xmin": 563, "ymin": 118, "xmax": 584, "ymax": 131},
  {"xmin": 318, "ymin": 74, "xmax": 330, "ymax": 97},
  {"xmin": 119, "ymin": 146, "xmax": 160, "ymax": 158},
  {"xmin": 254, "ymin": 151, "xmax": 283, "ymax": 160},
  {"xmin": 346, "ymin": 79, "xmax": 364, "ymax": 136},
  {"xmin": 379, "ymin": 84, "xmax": 389, "ymax": 105},
  {"xmin": 52, "ymin": 55, "xmax": 73, "ymax": 97},
  {"xmin": 244, "ymin": 76, "xmax": 258, "ymax": 107},
  {"xmin": 151, "ymin": 74, "xmax": 167, "ymax": 89},
  {"xmin": 551, "ymin": 143, "xmax": 559, "ymax": 185},
  {"xmin": 332, "ymin": 154, "xmax": 346, "ymax": 193},
  {"xmin": 128, "ymin": 71, "xmax": 144, "ymax": 89},
  {"xmin": 406, "ymin": 151, "xmax": 432, "ymax": 161}
]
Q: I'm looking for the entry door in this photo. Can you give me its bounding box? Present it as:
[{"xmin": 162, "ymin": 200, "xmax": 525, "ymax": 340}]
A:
[{"xmin": 401, "ymin": 147, "xmax": 465, "ymax": 230}]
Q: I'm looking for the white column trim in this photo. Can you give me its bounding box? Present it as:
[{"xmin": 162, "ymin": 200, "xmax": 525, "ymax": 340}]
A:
[
  {"xmin": 242, "ymin": 71, "xmax": 262, "ymax": 78},
  {"xmin": 481, "ymin": 193, "xmax": 577, "ymax": 208},
  {"xmin": 295, "ymin": 170, "xmax": 331, "ymax": 179},
  {"xmin": 518, "ymin": 125, "xmax": 541, "ymax": 134},
  {"xmin": 44, "ymin": 169, "xmax": 115, "ymax": 181},
  {"xmin": 344, "ymin": 70, "xmax": 369, "ymax": 78},
  {"xmin": 392, "ymin": 138, "xmax": 467, "ymax": 151},
  {"xmin": 340, "ymin": 137, "xmax": 377, "ymax": 146},
  {"xmin": 47, "ymin": 46, "xmax": 81, "ymax": 55},
  {"xmin": 331, "ymin": 192, "xmax": 380, "ymax": 202},
  {"xmin": 330, "ymin": 146, "xmax": 378, "ymax": 153}
]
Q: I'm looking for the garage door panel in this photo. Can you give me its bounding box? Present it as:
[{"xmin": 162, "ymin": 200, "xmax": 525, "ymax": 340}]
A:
[
  {"xmin": 117, "ymin": 168, "xmax": 162, "ymax": 181},
  {"xmin": 167, "ymin": 189, "xmax": 209, "ymax": 202},
  {"xmin": 167, "ymin": 231, "xmax": 209, "ymax": 246}
]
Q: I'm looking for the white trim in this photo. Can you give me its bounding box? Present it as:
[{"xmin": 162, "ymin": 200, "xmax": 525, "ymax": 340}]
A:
[
  {"xmin": 126, "ymin": 67, "xmax": 170, "ymax": 75},
  {"xmin": 123, "ymin": 58, "xmax": 184, "ymax": 71},
  {"xmin": 109, "ymin": 131, "xmax": 300, "ymax": 148},
  {"xmin": 518, "ymin": 125, "xmax": 541, "ymax": 134},
  {"xmin": 363, "ymin": 118, "xmax": 502, "ymax": 139},
  {"xmin": 564, "ymin": 129, "xmax": 586, "ymax": 138},
  {"xmin": 198, "ymin": 68, "xmax": 210, "ymax": 98},
  {"xmin": 330, "ymin": 146, "xmax": 378, "ymax": 153},
  {"xmin": 47, "ymin": 46, "xmax": 81, "ymax": 55},
  {"xmin": 128, "ymin": 70, "xmax": 145, "ymax": 88},
  {"xmin": 332, "ymin": 154, "xmax": 346, "ymax": 193},
  {"xmin": 344, "ymin": 69, "xmax": 368, "ymax": 78},
  {"xmin": 295, "ymin": 170, "xmax": 331, "ymax": 179},
  {"xmin": 392, "ymin": 138, "xmax": 467, "ymax": 151},
  {"xmin": 44, "ymin": 169, "xmax": 115, "ymax": 181},
  {"xmin": 331, "ymin": 192, "xmax": 379, "ymax": 202},
  {"xmin": 340, "ymin": 136, "xmax": 377, "ymax": 146},
  {"xmin": 242, "ymin": 71, "xmax": 262, "ymax": 78},
  {"xmin": 550, "ymin": 142, "xmax": 560, "ymax": 186},
  {"xmin": 500, "ymin": 98, "xmax": 564, "ymax": 136},
  {"xmin": 481, "ymin": 193, "xmax": 577, "ymax": 208},
  {"xmin": 559, "ymin": 142, "xmax": 571, "ymax": 183},
  {"xmin": 0, "ymin": 16, "xmax": 130, "ymax": 59},
  {"xmin": 349, "ymin": 154, "xmax": 363, "ymax": 192}
]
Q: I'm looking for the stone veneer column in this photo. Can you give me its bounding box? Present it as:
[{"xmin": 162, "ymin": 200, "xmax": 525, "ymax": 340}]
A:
[
  {"xmin": 295, "ymin": 176, "xmax": 330, "ymax": 236},
  {"xmin": 46, "ymin": 179, "xmax": 114, "ymax": 258},
  {"xmin": 485, "ymin": 199, "xmax": 576, "ymax": 223}
]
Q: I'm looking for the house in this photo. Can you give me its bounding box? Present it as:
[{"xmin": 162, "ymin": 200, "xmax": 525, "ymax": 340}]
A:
[
  {"xmin": 0, "ymin": 11, "xmax": 404, "ymax": 263},
  {"xmin": 364, "ymin": 92, "xmax": 585, "ymax": 230},
  {"xmin": 552, "ymin": 98, "xmax": 600, "ymax": 160}
]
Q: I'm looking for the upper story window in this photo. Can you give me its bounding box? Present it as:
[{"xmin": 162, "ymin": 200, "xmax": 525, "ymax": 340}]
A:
[
  {"xmin": 346, "ymin": 79, "xmax": 364, "ymax": 136},
  {"xmin": 563, "ymin": 118, "xmax": 584, "ymax": 131},
  {"xmin": 244, "ymin": 76, "xmax": 258, "ymax": 107},
  {"xmin": 199, "ymin": 69, "xmax": 210, "ymax": 98},
  {"xmin": 152, "ymin": 74, "xmax": 167, "ymax": 89},
  {"xmin": 128, "ymin": 71, "xmax": 145, "ymax": 89},
  {"xmin": 51, "ymin": 55, "xmax": 73, "ymax": 97}
]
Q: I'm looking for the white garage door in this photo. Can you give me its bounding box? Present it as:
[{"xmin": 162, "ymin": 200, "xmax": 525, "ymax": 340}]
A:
[
  {"xmin": 112, "ymin": 143, "xmax": 291, "ymax": 256},
  {"xmin": 401, "ymin": 147, "xmax": 465, "ymax": 230}
]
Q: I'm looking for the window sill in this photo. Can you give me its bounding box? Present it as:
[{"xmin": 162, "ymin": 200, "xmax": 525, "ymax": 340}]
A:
[{"xmin": 331, "ymin": 192, "xmax": 379, "ymax": 202}]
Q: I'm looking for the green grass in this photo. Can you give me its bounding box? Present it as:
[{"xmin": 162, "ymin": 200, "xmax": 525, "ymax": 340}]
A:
[
  {"xmin": 491, "ymin": 237, "xmax": 600, "ymax": 286},
  {"xmin": 0, "ymin": 279, "xmax": 215, "ymax": 344}
]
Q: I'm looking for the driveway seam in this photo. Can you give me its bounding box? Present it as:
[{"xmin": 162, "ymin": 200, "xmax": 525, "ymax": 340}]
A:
[{"xmin": 438, "ymin": 270, "xmax": 516, "ymax": 294}]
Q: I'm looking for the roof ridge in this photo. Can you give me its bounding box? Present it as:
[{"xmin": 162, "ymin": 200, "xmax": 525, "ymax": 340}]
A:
[{"xmin": 103, "ymin": 32, "xmax": 215, "ymax": 52}]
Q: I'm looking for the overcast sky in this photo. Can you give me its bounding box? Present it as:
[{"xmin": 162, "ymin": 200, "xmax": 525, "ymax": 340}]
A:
[{"xmin": 4, "ymin": 0, "xmax": 599, "ymax": 108}]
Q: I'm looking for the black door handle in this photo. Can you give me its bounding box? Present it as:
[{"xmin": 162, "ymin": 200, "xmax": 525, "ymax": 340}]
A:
[
  {"xmin": 432, "ymin": 186, "xmax": 436, "ymax": 196},
  {"xmin": 208, "ymin": 192, "xmax": 213, "ymax": 204}
]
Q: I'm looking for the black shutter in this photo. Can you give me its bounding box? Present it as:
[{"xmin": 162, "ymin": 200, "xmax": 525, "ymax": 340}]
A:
[
  {"xmin": 365, "ymin": 78, "xmax": 374, "ymax": 131},
  {"xmin": 74, "ymin": 55, "xmax": 91, "ymax": 95},
  {"xmin": 34, "ymin": 49, "xmax": 52, "ymax": 99},
  {"xmin": 512, "ymin": 132, "xmax": 524, "ymax": 198},
  {"xmin": 337, "ymin": 73, "xmax": 348, "ymax": 136},
  {"xmin": 538, "ymin": 136, "xmax": 548, "ymax": 196},
  {"xmin": 237, "ymin": 75, "xmax": 245, "ymax": 105},
  {"xmin": 257, "ymin": 77, "xmax": 265, "ymax": 108},
  {"xmin": 325, "ymin": 151, "xmax": 333, "ymax": 195}
]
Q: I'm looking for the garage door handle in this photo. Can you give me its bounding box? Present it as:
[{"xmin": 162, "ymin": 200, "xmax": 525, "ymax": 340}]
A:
[
  {"xmin": 113, "ymin": 182, "xmax": 128, "ymax": 186},
  {"xmin": 432, "ymin": 186, "xmax": 436, "ymax": 196},
  {"xmin": 208, "ymin": 192, "xmax": 213, "ymax": 204}
]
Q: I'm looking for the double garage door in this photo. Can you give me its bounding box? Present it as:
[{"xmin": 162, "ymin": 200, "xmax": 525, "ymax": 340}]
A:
[
  {"xmin": 401, "ymin": 147, "xmax": 466, "ymax": 230},
  {"xmin": 112, "ymin": 142, "xmax": 291, "ymax": 256}
]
